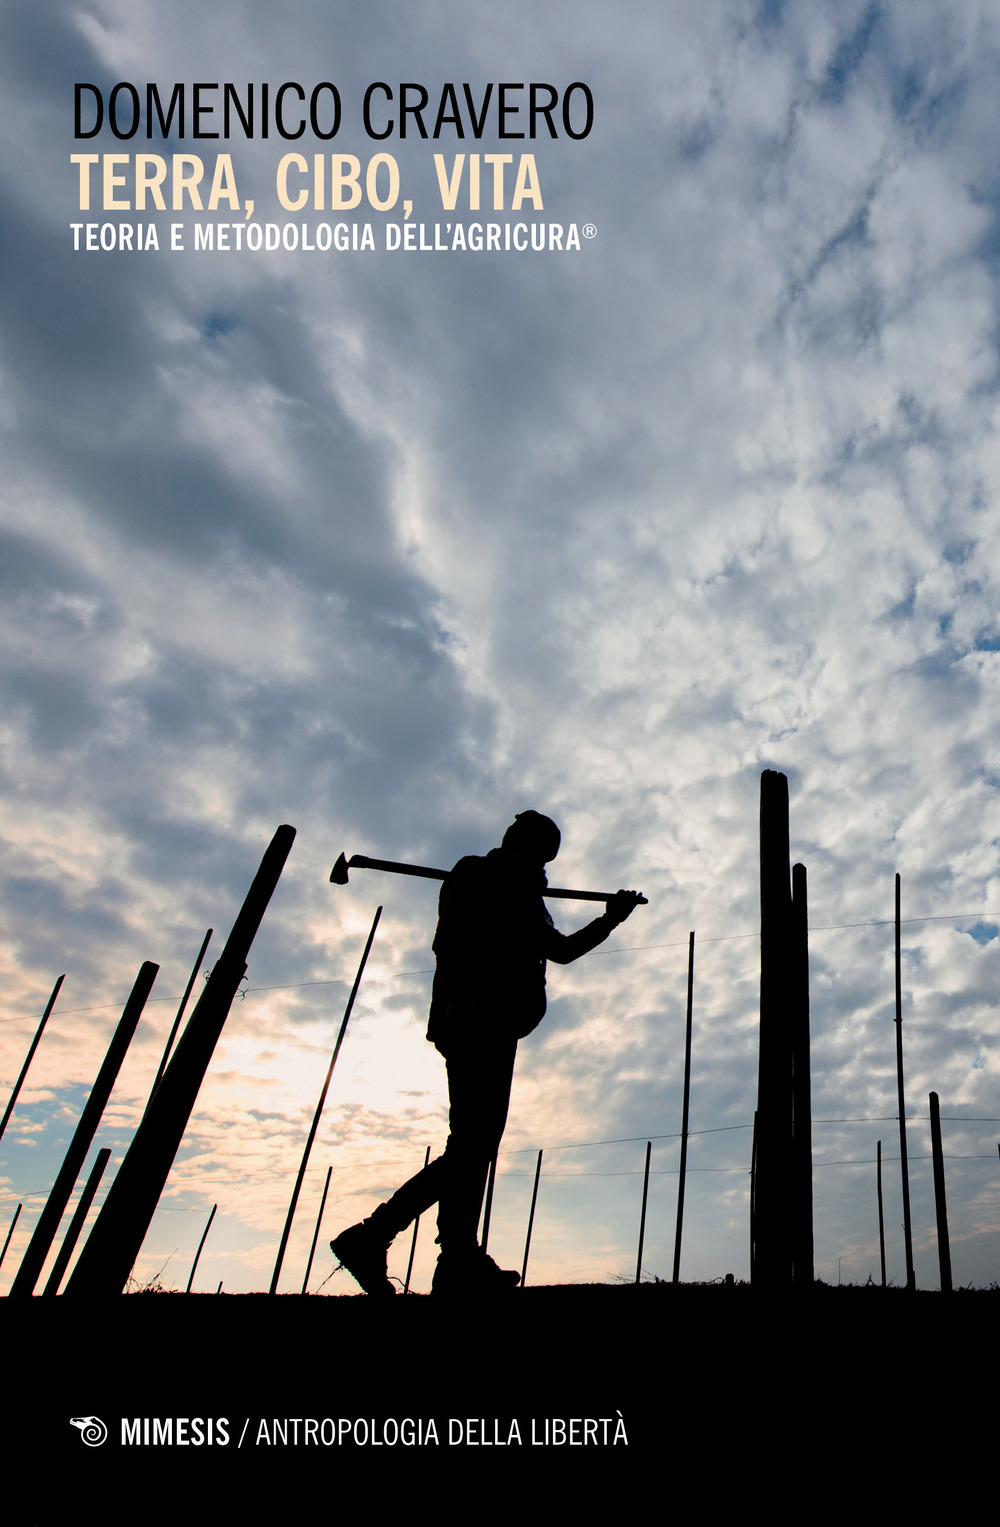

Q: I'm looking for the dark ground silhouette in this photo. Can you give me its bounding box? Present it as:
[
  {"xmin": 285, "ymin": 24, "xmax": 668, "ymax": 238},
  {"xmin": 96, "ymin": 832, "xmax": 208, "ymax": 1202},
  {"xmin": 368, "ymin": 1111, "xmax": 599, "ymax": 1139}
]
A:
[{"xmin": 6, "ymin": 1282, "xmax": 988, "ymax": 1506}]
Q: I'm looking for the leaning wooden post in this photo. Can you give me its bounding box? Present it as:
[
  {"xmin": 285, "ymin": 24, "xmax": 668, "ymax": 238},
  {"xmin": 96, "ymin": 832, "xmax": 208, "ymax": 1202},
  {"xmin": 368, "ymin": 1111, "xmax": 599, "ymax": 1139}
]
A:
[
  {"xmin": 672, "ymin": 934, "xmax": 695, "ymax": 1284},
  {"xmin": 636, "ymin": 1140, "xmax": 652, "ymax": 1284},
  {"xmin": 10, "ymin": 962, "xmax": 158, "ymax": 1299},
  {"xmin": 928, "ymin": 1092, "xmax": 953, "ymax": 1294},
  {"xmin": 894, "ymin": 873, "xmax": 916, "ymax": 1291},
  {"xmin": 520, "ymin": 1149, "xmax": 543, "ymax": 1287},
  {"xmin": 186, "ymin": 1203, "xmax": 217, "ymax": 1293},
  {"xmin": 0, "ymin": 975, "xmax": 65, "ymax": 1144},
  {"xmin": 43, "ymin": 1147, "xmax": 112, "ymax": 1296},
  {"xmin": 403, "ymin": 1147, "xmax": 431, "ymax": 1294},
  {"xmin": 302, "ymin": 1167, "xmax": 333, "ymax": 1294},
  {"xmin": 876, "ymin": 1141, "xmax": 886, "ymax": 1288},
  {"xmin": 0, "ymin": 1203, "xmax": 23, "ymax": 1269},
  {"xmin": 268, "ymin": 904, "xmax": 381, "ymax": 1295},
  {"xmin": 65, "ymin": 826, "xmax": 295, "ymax": 1299}
]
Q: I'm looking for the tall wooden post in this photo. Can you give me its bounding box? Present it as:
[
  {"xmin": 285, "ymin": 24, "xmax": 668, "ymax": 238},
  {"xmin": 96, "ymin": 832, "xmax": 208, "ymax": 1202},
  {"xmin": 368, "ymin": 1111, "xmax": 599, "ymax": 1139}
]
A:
[
  {"xmin": 791, "ymin": 861, "xmax": 813, "ymax": 1285},
  {"xmin": 754, "ymin": 770, "xmax": 812, "ymax": 1288},
  {"xmin": 895, "ymin": 873, "xmax": 916, "ymax": 1291},
  {"xmin": 65, "ymin": 826, "xmax": 295, "ymax": 1298}
]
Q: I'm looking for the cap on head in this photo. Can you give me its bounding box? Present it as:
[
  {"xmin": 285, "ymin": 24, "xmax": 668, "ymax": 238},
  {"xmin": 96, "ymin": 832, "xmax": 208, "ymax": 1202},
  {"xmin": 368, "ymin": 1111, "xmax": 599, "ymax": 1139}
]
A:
[{"xmin": 502, "ymin": 810, "xmax": 561, "ymax": 863}]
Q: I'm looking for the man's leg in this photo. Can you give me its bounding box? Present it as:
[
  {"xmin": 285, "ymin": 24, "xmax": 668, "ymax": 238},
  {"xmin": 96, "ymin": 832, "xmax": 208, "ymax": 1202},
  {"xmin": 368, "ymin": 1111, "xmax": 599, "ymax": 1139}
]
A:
[
  {"xmin": 332, "ymin": 1030, "xmax": 517, "ymax": 1295},
  {"xmin": 432, "ymin": 1032, "xmax": 518, "ymax": 1289},
  {"xmin": 331, "ymin": 1154, "xmax": 446, "ymax": 1296}
]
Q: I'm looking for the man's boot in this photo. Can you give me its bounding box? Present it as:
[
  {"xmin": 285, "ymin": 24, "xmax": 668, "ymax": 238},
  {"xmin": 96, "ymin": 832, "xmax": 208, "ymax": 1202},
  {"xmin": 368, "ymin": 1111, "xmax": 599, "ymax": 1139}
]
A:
[
  {"xmin": 431, "ymin": 1247, "xmax": 520, "ymax": 1298},
  {"xmin": 330, "ymin": 1206, "xmax": 397, "ymax": 1296}
]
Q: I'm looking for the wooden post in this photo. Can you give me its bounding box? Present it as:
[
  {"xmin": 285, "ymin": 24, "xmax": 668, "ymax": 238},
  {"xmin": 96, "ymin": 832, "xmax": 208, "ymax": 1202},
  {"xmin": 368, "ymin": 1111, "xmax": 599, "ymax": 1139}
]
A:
[
  {"xmin": 791, "ymin": 862, "xmax": 813, "ymax": 1285},
  {"xmin": 520, "ymin": 1149, "xmax": 543, "ymax": 1287},
  {"xmin": 894, "ymin": 873, "xmax": 916, "ymax": 1291},
  {"xmin": 636, "ymin": 1140, "xmax": 652, "ymax": 1284},
  {"xmin": 672, "ymin": 934, "xmax": 695, "ymax": 1284},
  {"xmin": 876, "ymin": 1141, "xmax": 886, "ymax": 1288},
  {"xmin": 10, "ymin": 961, "xmax": 158, "ymax": 1299},
  {"xmin": 186, "ymin": 1203, "xmax": 217, "ymax": 1293},
  {"xmin": 0, "ymin": 975, "xmax": 65, "ymax": 1144},
  {"xmin": 269, "ymin": 904, "xmax": 381, "ymax": 1294},
  {"xmin": 43, "ymin": 1147, "xmax": 112, "ymax": 1296},
  {"xmin": 754, "ymin": 770, "xmax": 812, "ymax": 1287},
  {"xmin": 403, "ymin": 1148, "xmax": 431, "ymax": 1294},
  {"xmin": 928, "ymin": 1092, "xmax": 953, "ymax": 1294},
  {"xmin": 65, "ymin": 826, "xmax": 295, "ymax": 1298},
  {"xmin": 303, "ymin": 1166, "xmax": 333, "ymax": 1294}
]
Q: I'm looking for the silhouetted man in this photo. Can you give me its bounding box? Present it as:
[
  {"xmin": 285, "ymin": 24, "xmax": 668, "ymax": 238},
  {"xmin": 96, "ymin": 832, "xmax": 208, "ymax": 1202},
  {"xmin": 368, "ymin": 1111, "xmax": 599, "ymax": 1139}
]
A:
[{"xmin": 331, "ymin": 811, "xmax": 644, "ymax": 1296}]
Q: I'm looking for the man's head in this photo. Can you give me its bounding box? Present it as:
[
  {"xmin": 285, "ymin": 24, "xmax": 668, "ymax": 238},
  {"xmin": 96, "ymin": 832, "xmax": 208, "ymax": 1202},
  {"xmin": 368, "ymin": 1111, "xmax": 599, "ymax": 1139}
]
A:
[{"xmin": 502, "ymin": 811, "xmax": 561, "ymax": 864}]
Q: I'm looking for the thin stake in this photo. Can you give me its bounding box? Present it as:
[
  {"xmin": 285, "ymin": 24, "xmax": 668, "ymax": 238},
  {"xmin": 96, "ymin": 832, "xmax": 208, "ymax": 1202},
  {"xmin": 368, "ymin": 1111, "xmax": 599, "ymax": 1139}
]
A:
[
  {"xmin": 0, "ymin": 1203, "xmax": 22, "ymax": 1269},
  {"xmin": 877, "ymin": 1140, "xmax": 886, "ymax": 1289},
  {"xmin": 481, "ymin": 1154, "xmax": 498, "ymax": 1254},
  {"xmin": 0, "ymin": 976, "xmax": 65, "ymax": 1144},
  {"xmin": 269, "ymin": 905, "xmax": 382, "ymax": 1295},
  {"xmin": 928, "ymin": 1093, "xmax": 953, "ymax": 1294},
  {"xmin": 302, "ymin": 1166, "xmax": 333, "ymax": 1295},
  {"xmin": 895, "ymin": 873, "xmax": 916, "ymax": 1291},
  {"xmin": 521, "ymin": 1149, "xmax": 543, "ymax": 1288},
  {"xmin": 216, "ymin": 1281, "xmax": 223, "ymax": 1294},
  {"xmin": 403, "ymin": 1148, "xmax": 431, "ymax": 1295},
  {"xmin": 10, "ymin": 961, "xmax": 158, "ymax": 1299},
  {"xmin": 149, "ymin": 929, "xmax": 213, "ymax": 1101},
  {"xmin": 672, "ymin": 933, "xmax": 695, "ymax": 1284},
  {"xmin": 636, "ymin": 1140, "xmax": 652, "ymax": 1285},
  {"xmin": 186, "ymin": 1203, "xmax": 217, "ymax": 1293},
  {"xmin": 43, "ymin": 1148, "xmax": 112, "ymax": 1297}
]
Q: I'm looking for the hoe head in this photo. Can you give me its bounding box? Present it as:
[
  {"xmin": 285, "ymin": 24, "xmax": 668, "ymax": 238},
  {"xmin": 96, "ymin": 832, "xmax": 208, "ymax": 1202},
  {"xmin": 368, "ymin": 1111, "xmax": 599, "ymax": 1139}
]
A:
[{"xmin": 330, "ymin": 853, "xmax": 351, "ymax": 885}]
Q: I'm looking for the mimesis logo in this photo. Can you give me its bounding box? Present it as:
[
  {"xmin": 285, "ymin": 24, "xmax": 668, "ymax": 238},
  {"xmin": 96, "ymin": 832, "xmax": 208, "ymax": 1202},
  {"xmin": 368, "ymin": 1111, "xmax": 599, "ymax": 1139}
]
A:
[{"xmin": 70, "ymin": 1416, "xmax": 108, "ymax": 1447}]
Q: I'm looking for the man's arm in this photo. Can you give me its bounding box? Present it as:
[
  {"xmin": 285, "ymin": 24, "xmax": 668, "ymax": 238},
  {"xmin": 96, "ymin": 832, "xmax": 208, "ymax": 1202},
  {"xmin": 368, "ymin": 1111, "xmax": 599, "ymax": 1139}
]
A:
[{"xmin": 544, "ymin": 890, "xmax": 644, "ymax": 965}]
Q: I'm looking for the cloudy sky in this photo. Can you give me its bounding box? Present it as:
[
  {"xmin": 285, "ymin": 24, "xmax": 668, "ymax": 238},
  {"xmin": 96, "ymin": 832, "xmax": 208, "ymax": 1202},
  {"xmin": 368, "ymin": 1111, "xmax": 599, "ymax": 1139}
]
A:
[{"xmin": 2, "ymin": 0, "xmax": 1000, "ymax": 1297}]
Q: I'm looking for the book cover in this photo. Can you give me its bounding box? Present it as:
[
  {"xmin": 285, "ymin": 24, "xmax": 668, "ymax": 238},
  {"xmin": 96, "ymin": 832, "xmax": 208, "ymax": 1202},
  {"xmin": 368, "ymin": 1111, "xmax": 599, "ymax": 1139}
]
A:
[{"xmin": 2, "ymin": 1, "xmax": 998, "ymax": 1499}]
